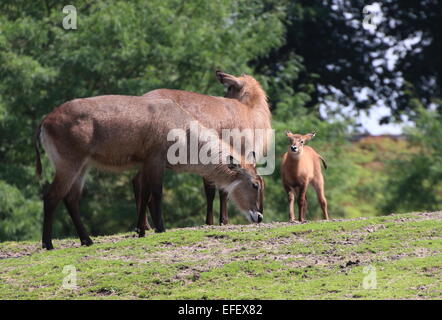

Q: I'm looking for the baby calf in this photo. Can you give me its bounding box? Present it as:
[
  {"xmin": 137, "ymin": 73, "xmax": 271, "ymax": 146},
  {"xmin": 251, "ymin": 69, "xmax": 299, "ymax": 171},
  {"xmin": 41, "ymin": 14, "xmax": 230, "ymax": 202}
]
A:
[{"xmin": 281, "ymin": 131, "xmax": 329, "ymax": 222}]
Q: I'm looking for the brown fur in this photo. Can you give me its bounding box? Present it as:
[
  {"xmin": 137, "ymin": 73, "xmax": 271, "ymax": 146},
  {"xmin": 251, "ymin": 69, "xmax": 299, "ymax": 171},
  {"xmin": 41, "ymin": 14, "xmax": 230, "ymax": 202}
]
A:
[
  {"xmin": 35, "ymin": 95, "xmax": 263, "ymax": 249},
  {"xmin": 133, "ymin": 71, "xmax": 271, "ymax": 231},
  {"xmin": 281, "ymin": 131, "xmax": 329, "ymax": 222},
  {"xmin": 143, "ymin": 73, "xmax": 271, "ymax": 150}
]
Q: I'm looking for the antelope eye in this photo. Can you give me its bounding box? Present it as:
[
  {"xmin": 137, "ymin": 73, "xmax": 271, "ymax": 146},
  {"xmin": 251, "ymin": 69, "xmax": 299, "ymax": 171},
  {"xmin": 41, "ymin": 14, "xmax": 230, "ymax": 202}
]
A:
[
  {"xmin": 252, "ymin": 182, "xmax": 259, "ymax": 189},
  {"xmin": 300, "ymin": 140, "xmax": 304, "ymax": 144}
]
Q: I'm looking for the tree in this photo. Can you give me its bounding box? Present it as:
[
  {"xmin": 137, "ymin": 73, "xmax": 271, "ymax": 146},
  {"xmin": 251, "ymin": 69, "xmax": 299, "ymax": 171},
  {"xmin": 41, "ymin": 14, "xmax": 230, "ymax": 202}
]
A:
[
  {"xmin": 384, "ymin": 108, "xmax": 442, "ymax": 213},
  {"xmin": 0, "ymin": 0, "xmax": 286, "ymax": 240},
  {"xmin": 253, "ymin": 0, "xmax": 442, "ymax": 122}
]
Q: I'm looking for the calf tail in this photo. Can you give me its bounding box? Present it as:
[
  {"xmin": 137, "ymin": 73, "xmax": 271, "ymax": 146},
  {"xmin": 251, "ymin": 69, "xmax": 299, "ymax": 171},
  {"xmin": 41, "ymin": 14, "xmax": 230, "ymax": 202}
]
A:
[
  {"xmin": 320, "ymin": 156, "xmax": 328, "ymax": 170},
  {"xmin": 34, "ymin": 122, "xmax": 43, "ymax": 179}
]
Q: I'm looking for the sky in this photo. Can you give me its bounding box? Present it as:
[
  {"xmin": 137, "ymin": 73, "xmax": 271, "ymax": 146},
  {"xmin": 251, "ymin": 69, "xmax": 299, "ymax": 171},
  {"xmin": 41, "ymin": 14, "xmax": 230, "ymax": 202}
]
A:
[
  {"xmin": 356, "ymin": 106, "xmax": 404, "ymax": 135},
  {"xmin": 327, "ymin": 2, "xmax": 419, "ymax": 136},
  {"xmin": 320, "ymin": 102, "xmax": 407, "ymax": 135}
]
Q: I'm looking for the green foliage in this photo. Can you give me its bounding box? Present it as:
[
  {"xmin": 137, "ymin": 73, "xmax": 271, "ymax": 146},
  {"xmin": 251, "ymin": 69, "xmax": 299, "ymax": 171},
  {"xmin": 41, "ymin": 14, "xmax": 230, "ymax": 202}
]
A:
[
  {"xmin": 0, "ymin": 181, "xmax": 41, "ymax": 241},
  {"xmin": 383, "ymin": 109, "xmax": 442, "ymax": 213},
  {"xmin": 255, "ymin": 0, "xmax": 442, "ymax": 120},
  {"xmin": 0, "ymin": 0, "xmax": 286, "ymax": 240}
]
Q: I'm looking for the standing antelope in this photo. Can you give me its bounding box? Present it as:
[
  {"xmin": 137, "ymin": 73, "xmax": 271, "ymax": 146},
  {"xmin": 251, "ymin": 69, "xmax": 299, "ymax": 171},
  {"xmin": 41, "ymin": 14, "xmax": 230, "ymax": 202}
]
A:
[
  {"xmin": 132, "ymin": 70, "xmax": 271, "ymax": 235},
  {"xmin": 35, "ymin": 96, "xmax": 263, "ymax": 250},
  {"xmin": 281, "ymin": 131, "xmax": 329, "ymax": 222}
]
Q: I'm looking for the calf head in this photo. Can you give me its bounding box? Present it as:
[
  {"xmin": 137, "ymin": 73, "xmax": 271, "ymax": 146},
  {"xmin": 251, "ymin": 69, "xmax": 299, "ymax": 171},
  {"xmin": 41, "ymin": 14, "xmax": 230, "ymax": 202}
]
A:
[{"xmin": 285, "ymin": 131, "xmax": 316, "ymax": 155}]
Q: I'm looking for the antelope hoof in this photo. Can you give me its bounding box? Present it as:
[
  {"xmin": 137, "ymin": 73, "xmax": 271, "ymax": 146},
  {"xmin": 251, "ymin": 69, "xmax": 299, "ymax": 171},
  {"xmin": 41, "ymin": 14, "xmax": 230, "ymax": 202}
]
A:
[
  {"xmin": 135, "ymin": 227, "xmax": 145, "ymax": 237},
  {"xmin": 80, "ymin": 238, "xmax": 93, "ymax": 246},
  {"xmin": 42, "ymin": 241, "xmax": 54, "ymax": 250}
]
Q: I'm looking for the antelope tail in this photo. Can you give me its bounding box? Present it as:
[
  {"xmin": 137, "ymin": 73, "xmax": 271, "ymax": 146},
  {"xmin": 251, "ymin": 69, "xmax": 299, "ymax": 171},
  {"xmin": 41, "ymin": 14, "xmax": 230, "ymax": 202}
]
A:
[
  {"xmin": 320, "ymin": 156, "xmax": 328, "ymax": 170},
  {"xmin": 34, "ymin": 122, "xmax": 43, "ymax": 179}
]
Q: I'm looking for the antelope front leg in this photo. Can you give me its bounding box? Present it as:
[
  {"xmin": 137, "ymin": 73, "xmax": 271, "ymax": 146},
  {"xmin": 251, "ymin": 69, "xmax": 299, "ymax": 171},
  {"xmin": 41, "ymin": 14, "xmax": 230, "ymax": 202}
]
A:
[
  {"xmin": 133, "ymin": 173, "xmax": 151, "ymax": 237},
  {"xmin": 219, "ymin": 189, "xmax": 229, "ymax": 225},
  {"xmin": 144, "ymin": 162, "xmax": 166, "ymax": 233},
  {"xmin": 203, "ymin": 178, "xmax": 216, "ymax": 225},
  {"xmin": 149, "ymin": 188, "xmax": 165, "ymax": 233}
]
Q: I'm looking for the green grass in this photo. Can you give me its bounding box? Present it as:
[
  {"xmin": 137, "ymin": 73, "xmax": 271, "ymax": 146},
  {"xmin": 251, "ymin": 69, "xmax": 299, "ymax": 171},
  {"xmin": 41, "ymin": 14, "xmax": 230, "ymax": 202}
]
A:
[{"xmin": 0, "ymin": 212, "xmax": 441, "ymax": 299}]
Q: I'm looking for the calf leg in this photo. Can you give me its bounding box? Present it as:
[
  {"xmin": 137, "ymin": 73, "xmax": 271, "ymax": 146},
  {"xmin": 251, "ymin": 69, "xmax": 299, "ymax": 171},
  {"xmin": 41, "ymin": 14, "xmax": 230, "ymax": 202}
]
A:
[
  {"xmin": 203, "ymin": 178, "xmax": 216, "ymax": 225},
  {"xmin": 297, "ymin": 185, "xmax": 308, "ymax": 222},
  {"xmin": 287, "ymin": 190, "xmax": 296, "ymax": 222},
  {"xmin": 312, "ymin": 177, "xmax": 329, "ymax": 220},
  {"xmin": 63, "ymin": 167, "xmax": 92, "ymax": 246},
  {"xmin": 219, "ymin": 189, "xmax": 229, "ymax": 225}
]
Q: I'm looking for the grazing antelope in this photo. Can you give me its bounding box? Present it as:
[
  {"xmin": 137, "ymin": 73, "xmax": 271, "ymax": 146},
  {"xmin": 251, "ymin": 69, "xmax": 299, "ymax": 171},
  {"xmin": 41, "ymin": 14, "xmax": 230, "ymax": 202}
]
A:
[
  {"xmin": 132, "ymin": 70, "xmax": 271, "ymax": 235},
  {"xmin": 281, "ymin": 131, "xmax": 329, "ymax": 222},
  {"xmin": 131, "ymin": 161, "xmax": 265, "ymax": 236},
  {"xmin": 35, "ymin": 96, "xmax": 263, "ymax": 250}
]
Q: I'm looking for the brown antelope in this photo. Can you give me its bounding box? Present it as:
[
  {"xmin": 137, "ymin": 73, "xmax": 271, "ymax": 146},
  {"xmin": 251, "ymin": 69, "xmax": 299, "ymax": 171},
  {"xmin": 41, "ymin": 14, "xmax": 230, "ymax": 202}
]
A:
[
  {"xmin": 131, "ymin": 161, "xmax": 263, "ymax": 235},
  {"xmin": 281, "ymin": 131, "xmax": 329, "ymax": 222},
  {"xmin": 34, "ymin": 96, "xmax": 263, "ymax": 250},
  {"xmin": 132, "ymin": 70, "xmax": 271, "ymax": 235}
]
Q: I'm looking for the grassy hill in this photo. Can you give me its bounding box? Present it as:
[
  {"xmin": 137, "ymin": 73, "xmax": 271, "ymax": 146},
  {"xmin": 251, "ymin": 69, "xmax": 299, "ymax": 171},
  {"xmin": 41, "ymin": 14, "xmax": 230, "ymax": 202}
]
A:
[
  {"xmin": 340, "ymin": 135, "xmax": 417, "ymax": 218},
  {"xmin": 0, "ymin": 211, "xmax": 441, "ymax": 299}
]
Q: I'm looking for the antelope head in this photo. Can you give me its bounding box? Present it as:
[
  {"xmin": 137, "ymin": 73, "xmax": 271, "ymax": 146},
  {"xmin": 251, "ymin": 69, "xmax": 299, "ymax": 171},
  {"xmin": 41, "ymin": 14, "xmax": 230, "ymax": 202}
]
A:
[{"xmin": 221, "ymin": 155, "xmax": 264, "ymax": 223}]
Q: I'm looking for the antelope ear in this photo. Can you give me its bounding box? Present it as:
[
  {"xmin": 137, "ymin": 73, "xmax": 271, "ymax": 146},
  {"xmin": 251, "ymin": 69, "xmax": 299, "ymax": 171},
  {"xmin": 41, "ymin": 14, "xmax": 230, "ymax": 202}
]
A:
[
  {"xmin": 285, "ymin": 130, "xmax": 293, "ymax": 138},
  {"xmin": 226, "ymin": 155, "xmax": 240, "ymax": 170},
  {"xmin": 247, "ymin": 151, "xmax": 257, "ymax": 167},
  {"xmin": 215, "ymin": 70, "xmax": 244, "ymax": 89},
  {"xmin": 305, "ymin": 132, "xmax": 316, "ymax": 141}
]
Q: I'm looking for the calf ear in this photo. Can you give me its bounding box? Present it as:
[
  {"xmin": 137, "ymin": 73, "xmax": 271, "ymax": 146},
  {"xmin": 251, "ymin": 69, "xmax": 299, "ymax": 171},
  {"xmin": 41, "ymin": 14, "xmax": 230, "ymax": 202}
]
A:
[
  {"xmin": 305, "ymin": 132, "xmax": 316, "ymax": 141},
  {"xmin": 215, "ymin": 70, "xmax": 244, "ymax": 89}
]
